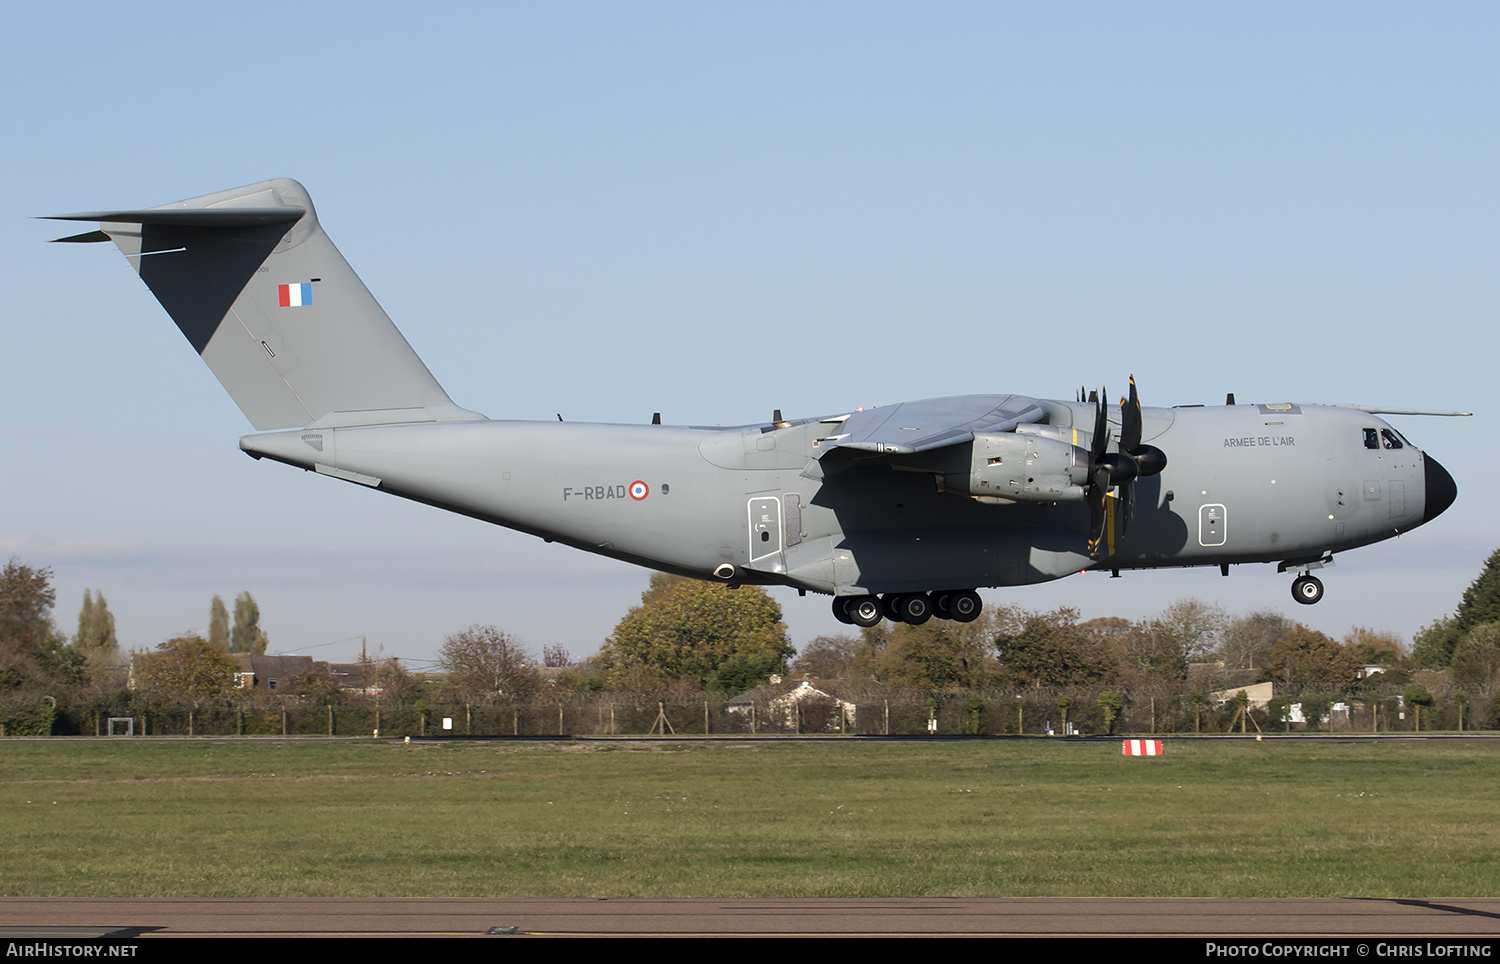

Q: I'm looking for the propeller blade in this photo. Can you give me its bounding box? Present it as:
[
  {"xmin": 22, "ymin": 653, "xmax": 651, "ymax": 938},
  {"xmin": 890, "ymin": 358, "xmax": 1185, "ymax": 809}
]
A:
[
  {"xmin": 1090, "ymin": 391, "xmax": 1109, "ymax": 463},
  {"xmin": 1086, "ymin": 388, "xmax": 1116, "ymax": 559},
  {"xmin": 1121, "ymin": 374, "xmax": 1142, "ymax": 453},
  {"xmin": 1087, "ymin": 465, "xmax": 1110, "ymax": 557}
]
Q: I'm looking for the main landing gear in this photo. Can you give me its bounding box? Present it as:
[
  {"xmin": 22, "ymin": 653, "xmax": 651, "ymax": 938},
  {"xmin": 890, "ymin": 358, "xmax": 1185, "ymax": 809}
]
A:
[
  {"xmin": 832, "ymin": 590, "xmax": 983, "ymax": 628},
  {"xmin": 1291, "ymin": 574, "xmax": 1324, "ymax": 606}
]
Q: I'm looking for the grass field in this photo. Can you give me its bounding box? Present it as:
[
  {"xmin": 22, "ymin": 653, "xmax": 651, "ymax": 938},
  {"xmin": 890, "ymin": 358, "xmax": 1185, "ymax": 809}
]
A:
[{"xmin": 2, "ymin": 737, "xmax": 1497, "ymax": 898}]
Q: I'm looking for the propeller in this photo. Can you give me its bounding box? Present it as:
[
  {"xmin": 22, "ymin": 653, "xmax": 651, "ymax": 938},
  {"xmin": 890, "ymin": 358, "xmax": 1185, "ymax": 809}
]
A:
[
  {"xmin": 1084, "ymin": 374, "xmax": 1168, "ymax": 558},
  {"xmin": 1121, "ymin": 375, "xmax": 1167, "ymax": 478}
]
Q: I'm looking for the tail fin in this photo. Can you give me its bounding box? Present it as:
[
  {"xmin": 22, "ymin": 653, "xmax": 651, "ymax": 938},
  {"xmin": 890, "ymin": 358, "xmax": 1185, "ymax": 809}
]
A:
[{"xmin": 47, "ymin": 178, "xmax": 484, "ymax": 430}]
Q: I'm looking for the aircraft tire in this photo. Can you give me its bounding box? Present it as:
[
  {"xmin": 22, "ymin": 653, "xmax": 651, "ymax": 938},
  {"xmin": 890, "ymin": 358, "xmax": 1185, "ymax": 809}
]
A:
[
  {"xmin": 848, "ymin": 596, "xmax": 884, "ymax": 627},
  {"xmin": 1291, "ymin": 575, "xmax": 1324, "ymax": 605},
  {"xmin": 948, "ymin": 590, "xmax": 983, "ymax": 622},
  {"xmin": 880, "ymin": 594, "xmax": 905, "ymax": 623},
  {"xmin": 899, "ymin": 594, "xmax": 933, "ymax": 625},
  {"xmin": 832, "ymin": 597, "xmax": 855, "ymax": 624},
  {"xmin": 932, "ymin": 592, "xmax": 952, "ymax": 619}
]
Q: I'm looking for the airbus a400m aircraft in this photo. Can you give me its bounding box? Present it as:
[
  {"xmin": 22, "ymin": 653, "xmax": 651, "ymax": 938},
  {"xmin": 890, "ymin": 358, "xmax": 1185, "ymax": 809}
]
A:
[{"xmin": 49, "ymin": 179, "xmax": 1464, "ymax": 628}]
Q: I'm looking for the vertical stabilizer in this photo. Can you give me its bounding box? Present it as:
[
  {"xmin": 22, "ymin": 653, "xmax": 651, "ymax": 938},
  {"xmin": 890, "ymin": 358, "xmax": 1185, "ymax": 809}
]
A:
[{"xmin": 48, "ymin": 178, "xmax": 484, "ymax": 430}]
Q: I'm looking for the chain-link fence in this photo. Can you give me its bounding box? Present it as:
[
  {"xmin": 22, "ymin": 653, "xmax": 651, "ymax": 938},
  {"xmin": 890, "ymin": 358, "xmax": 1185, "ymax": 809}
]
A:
[{"xmin": 11, "ymin": 683, "xmax": 1482, "ymax": 737}]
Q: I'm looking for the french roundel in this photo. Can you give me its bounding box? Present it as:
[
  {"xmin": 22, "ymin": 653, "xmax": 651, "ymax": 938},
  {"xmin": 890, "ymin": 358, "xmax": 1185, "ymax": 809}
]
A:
[{"xmin": 629, "ymin": 480, "xmax": 649, "ymax": 501}]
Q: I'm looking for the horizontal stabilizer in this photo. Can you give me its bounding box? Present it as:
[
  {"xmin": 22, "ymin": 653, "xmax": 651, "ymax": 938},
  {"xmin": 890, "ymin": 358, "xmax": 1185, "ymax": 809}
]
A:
[
  {"xmin": 50, "ymin": 230, "xmax": 111, "ymax": 244},
  {"xmin": 46, "ymin": 207, "xmax": 304, "ymax": 228}
]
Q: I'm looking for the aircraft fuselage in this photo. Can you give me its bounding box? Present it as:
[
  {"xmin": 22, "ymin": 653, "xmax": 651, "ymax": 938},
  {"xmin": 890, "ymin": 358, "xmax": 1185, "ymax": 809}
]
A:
[{"xmin": 240, "ymin": 397, "xmax": 1453, "ymax": 599}]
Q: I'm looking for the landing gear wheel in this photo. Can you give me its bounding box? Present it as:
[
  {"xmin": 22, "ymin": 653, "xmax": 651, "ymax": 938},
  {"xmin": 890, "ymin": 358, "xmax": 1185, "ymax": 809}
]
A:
[
  {"xmin": 881, "ymin": 594, "xmax": 905, "ymax": 623},
  {"xmin": 1291, "ymin": 575, "xmax": 1324, "ymax": 606},
  {"xmin": 898, "ymin": 593, "xmax": 933, "ymax": 625},
  {"xmin": 932, "ymin": 591, "xmax": 953, "ymax": 620},
  {"xmin": 847, "ymin": 595, "xmax": 884, "ymax": 627},
  {"xmin": 948, "ymin": 589, "xmax": 983, "ymax": 623},
  {"xmin": 832, "ymin": 597, "xmax": 854, "ymax": 625}
]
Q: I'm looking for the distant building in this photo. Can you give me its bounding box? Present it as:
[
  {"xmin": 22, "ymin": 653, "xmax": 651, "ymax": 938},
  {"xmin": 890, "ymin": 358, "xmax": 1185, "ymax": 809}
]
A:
[
  {"xmin": 231, "ymin": 655, "xmax": 371, "ymax": 694},
  {"xmin": 1208, "ymin": 680, "xmax": 1274, "ymax": 710},
  {"xmin": 230, "ymin": 654, "xmax": 319, "ymax": 691},
  {"xmin": 326, "ymin": 662, "xmax": 378, "ymax": 694},
  {"xmin": 727, "ymin": 679, "xmax": 856, "ymax": 732},
  {"xmin": 1284, "ymin": 701, "xmax": 1352, "ymax": 725}
]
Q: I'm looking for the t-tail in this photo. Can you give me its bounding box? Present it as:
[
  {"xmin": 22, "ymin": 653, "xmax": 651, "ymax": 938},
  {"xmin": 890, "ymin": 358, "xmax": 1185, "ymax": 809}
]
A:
[{"xmin": 46, "ymin": 178, "xmax": 484, "ymax": 430}]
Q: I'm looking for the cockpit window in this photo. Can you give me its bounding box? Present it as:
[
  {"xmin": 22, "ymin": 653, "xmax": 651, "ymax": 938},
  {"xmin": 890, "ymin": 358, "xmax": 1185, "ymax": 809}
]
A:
[
  {"xmin": 1381, "ymin": 429, "xmax": 1404, "ymax": 450},
  {"xmin": 1363, "ymin": 428, "xmax": 1380, "ymax": 450}
]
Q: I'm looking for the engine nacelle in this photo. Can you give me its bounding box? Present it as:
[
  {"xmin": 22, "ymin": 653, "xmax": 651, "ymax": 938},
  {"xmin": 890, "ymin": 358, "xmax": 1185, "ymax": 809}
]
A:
[{"xmin": 944, "ymin": 432, "xmax": 1088, "ymax": 503}]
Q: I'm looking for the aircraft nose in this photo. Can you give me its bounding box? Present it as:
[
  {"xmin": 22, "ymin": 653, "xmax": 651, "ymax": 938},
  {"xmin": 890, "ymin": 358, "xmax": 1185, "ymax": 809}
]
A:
[{"xmin": 1422, "ymin": 454, "xmax": 1458, "ymax": 524}]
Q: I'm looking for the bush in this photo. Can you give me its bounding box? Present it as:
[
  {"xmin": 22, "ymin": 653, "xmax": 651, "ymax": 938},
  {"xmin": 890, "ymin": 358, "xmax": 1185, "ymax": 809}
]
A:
[{"xmin": 0, "ymin": 703, "xmax": 55, "ymax": 736}]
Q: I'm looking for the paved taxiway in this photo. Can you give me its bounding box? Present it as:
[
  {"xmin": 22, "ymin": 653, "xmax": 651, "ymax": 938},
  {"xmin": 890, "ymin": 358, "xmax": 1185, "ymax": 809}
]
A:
[{"xmin": 3, "ymin": 898, "xmax": 1500, "ymax": 938}]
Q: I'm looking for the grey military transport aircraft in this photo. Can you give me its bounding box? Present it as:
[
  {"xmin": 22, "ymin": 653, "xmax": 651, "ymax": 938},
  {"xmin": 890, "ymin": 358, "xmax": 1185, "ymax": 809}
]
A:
[{"xmin": 48, "ymin": 179, "xmax": 1465, "ymax": 628}]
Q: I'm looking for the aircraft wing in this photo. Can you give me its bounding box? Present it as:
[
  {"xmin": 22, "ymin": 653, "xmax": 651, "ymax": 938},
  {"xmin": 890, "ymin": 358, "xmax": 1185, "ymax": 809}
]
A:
[{"xmin": 816, "ymin": 394, "xmax": 1047, "ymax": 459}]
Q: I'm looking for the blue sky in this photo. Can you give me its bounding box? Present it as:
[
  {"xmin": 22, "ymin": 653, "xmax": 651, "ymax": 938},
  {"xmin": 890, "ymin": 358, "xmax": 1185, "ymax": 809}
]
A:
[{"xmin": 3, "ymin": 2, "xmax": 1495, "ymax": 670}]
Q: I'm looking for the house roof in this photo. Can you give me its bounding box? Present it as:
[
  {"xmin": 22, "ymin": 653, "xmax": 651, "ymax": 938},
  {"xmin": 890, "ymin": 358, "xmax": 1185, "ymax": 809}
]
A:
[{"xmin": 727, "ymin": 679, "xmax": 848, "ymax": 707}]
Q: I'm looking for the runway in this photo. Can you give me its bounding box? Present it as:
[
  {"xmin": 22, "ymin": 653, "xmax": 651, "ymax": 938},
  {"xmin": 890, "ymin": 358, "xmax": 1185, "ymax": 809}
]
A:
[{"xmin": 4, "ymin": 897, "xmax": 1500, "ymax": 938}]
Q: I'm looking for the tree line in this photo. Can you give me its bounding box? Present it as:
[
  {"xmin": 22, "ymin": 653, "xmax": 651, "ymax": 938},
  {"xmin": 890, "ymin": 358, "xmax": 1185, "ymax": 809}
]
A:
[
  {"xmin": 5, "ymin": 552, "xmax": 1500, "ymax": 736},
  {"xmin": 0, "ymin": 557, "xmax": 276, "ymax": 733}
]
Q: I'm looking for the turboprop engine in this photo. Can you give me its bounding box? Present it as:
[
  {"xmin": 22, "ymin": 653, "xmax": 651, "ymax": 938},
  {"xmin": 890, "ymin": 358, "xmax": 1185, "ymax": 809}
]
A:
[{"xmin": 944, "ymin": 431, "xmax": 1088, "ymax": 503}]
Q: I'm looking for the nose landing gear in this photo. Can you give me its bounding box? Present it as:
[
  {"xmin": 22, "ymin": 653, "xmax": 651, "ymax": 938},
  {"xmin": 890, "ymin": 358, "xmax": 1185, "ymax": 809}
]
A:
[
  {"xmin": 1291, "ymin": 573, "xmax": 1324, "ymax": 605},
  {"xmin": 1279, "ymin": 552, "xmax": 1334, "ymax": 606}
]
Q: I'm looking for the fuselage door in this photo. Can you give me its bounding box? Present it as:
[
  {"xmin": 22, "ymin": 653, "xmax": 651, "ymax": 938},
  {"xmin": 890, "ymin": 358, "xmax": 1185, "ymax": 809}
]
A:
[
  {"xmin": 748, "ymin": 497, "xmax": 782, "ymax": 563},
  {"xmin": 1199, "ymin": 503, "xmax": 1227, "ymax": 547}
]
